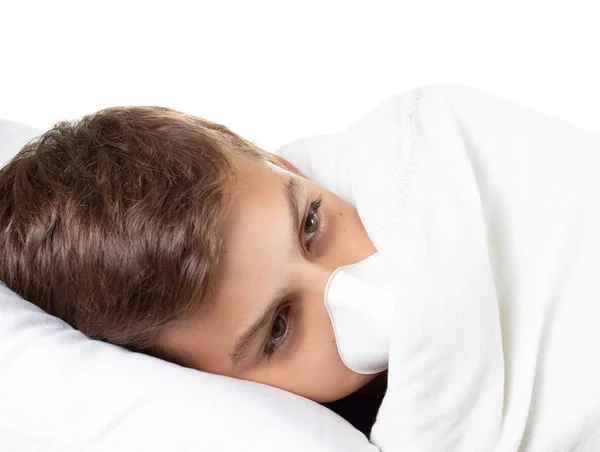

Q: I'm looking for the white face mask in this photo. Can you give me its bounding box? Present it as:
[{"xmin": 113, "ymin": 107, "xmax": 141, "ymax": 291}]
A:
[{"xmin": 324, "ymin": 253, "xmax": 395, "ymax": 375}]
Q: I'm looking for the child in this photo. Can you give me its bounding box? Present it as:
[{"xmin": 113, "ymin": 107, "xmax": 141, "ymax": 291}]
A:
[{"xmin": 0, "ymin": 106, "xmax": 385, "ymax": 404}]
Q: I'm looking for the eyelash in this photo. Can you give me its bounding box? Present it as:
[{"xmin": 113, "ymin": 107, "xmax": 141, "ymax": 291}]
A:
[{"xmin": 262, "ymin": 195, "xmax": 323, "ymax": 359}]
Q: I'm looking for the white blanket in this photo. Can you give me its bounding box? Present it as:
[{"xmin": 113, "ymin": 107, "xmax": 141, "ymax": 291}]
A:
[{"xmin": 277, "ymin": 84, "xmax": 600, "ymax": 451}]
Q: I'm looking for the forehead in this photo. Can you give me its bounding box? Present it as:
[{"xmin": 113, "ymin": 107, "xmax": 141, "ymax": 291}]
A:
[
  {"xmin": 218, "ymin": 161, "xmax": 292, "ymax": 276},
  {"xmin": 208, "ymin": 159, "xmax": 296, "ymax": 311}
]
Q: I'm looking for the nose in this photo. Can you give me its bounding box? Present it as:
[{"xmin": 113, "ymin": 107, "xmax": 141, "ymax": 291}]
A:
[
  {"xmin": 298, "ymin": 260, "xmax": 337, "ymax": 297},
  {"xmin": 298, "ymin": 230, "xmax": 377, "ymax": 297}
]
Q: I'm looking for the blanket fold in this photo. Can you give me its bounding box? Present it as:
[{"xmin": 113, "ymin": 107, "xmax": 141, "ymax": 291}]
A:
[{"xmin": 278, "ymin": 84, "xmax": 600, "ymax": 451}]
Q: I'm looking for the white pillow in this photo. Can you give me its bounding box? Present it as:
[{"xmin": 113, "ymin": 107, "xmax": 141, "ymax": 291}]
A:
[
  {"xmin": 0, "ymin": 120, "xmax": 378, "ymax": 452},
  {"xmin": 0, "ymin": 119, "xmax": 43, "ymax": 167}
]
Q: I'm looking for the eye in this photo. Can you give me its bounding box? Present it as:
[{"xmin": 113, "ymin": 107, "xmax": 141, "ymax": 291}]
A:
[
  {"xmin": 263, "ymin": 308, "xmax": 290, "ymax": 358},
  {"xmin": 303, "ymin": 196, "xmax": 322, "ymax": 246},
  {"xmin": 272, "ymin": 315, "xmax": 287, "ymax": 340}
]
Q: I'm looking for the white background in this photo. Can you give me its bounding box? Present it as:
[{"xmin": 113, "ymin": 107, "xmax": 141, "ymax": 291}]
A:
[{"xmin": 1, "ymin": 0, "xmax": 598, "ymax": 151}]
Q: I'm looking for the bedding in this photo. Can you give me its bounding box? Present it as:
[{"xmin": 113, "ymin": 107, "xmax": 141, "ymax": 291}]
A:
[{"xmin": 277, "ymin": 83, "xmax": 600, "ymax": 451}]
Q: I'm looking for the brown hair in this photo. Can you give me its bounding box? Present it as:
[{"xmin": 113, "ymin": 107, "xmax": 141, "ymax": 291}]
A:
[{"xmin": 0, "ymin": 106, "xmax": 276, "ymax": 357}]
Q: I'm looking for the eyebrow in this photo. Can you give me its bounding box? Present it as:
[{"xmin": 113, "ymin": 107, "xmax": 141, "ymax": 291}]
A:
[{"xmin": 229, "ymin": 175, "xmax": 303, "ymax": 367}]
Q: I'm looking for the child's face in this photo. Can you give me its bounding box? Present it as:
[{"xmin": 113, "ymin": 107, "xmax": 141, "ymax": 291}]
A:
[{"xmin": 158, "ymin": 155, "xmax": 380, "ymax": 403}]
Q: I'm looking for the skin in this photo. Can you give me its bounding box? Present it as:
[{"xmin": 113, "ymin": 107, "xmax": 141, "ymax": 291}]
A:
[{"xmin": 158, "ymin": 154, "xmax": 382, "ymax": 403}]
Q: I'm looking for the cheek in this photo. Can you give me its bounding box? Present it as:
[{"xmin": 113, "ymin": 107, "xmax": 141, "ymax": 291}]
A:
[
  {"xmin": 256, "ymin": 340, "xmax": 359, "ymax": 402},
  {"xmin": 324, "ymin": 200, "xmax": 376, "ymax": 265},
  {"xmin": 281, "ymin": 348, "xmax": 373, "ymax": 403},
  {"xmin": 271, "ymin": 242, "xmax": 376, "ymax": 402}
]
